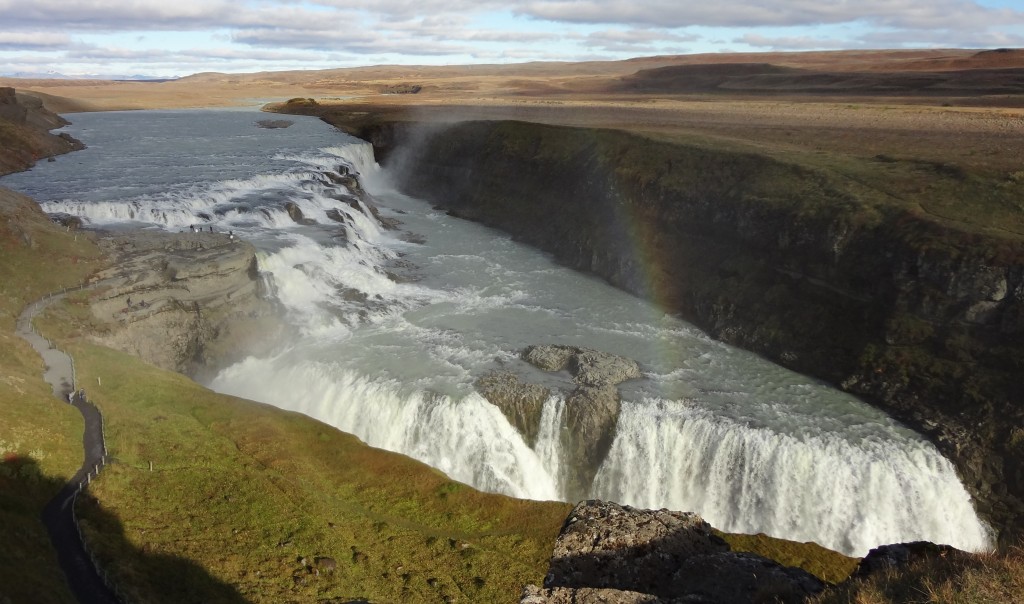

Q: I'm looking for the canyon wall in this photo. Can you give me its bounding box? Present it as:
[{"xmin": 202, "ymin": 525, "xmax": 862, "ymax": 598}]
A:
[
  {"xmin": 345, "ymin": 118, "xmax": 1024, "ymax": 546},
  {"xmin": 0, "ymin": 87, "xmax": 83, "ymax": 176}
]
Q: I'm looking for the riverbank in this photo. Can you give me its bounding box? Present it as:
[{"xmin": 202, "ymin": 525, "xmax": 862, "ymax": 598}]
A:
[
  {"xmin": 0, "ymin": 86, "xmax": 83, "ymax": 176},
  {"xmin": 272, "ymin": 99, "xmax": 1024, "ymax": 548}
]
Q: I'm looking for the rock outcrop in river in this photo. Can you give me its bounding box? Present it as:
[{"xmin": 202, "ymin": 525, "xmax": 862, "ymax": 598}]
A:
[
  {"xmin": 477, "ymin": 345, "xmax": 641, "ymax": 500},
  {"xmin": 85, "ymin": 230, "xmax": 283, "ymax": 380},
  {"xmin": 318, "ymin": 115, "xmax": 1024, "ymax": 547}
]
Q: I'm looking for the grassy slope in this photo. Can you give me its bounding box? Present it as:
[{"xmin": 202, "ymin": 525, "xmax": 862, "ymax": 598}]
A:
[
  {"xmin": 812, "ymin": 547, "xmax": 1024, "ymax": 604},
  {"xmin": 0, "ymin": 187, "xmax": 103, "ymax": 604},
  {"xmin": 40, "ymin": 340, "xmax": 571, "ymax": 603}
]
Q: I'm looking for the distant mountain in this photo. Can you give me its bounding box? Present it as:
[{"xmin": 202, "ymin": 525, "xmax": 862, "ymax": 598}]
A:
[{"xmin": 2, "ymin": 71, "xmax": 178, "ymax": 81}]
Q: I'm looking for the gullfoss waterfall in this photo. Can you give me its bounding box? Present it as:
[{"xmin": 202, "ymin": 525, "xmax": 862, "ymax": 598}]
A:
[{"xmin": 2, "ymin": 109, "xmax": 992, "ymax": 556}]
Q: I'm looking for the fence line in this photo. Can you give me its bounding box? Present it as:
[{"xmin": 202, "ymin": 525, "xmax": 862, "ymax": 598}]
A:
[{"xmin": 27, "ymin": 280, "xmax": 124, "ymax": 602}]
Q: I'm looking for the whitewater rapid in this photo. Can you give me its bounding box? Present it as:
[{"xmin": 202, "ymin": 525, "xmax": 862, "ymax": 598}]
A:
[{"xmin": 1, "ymin": 108, "xmax": 992, "ymax": 556}]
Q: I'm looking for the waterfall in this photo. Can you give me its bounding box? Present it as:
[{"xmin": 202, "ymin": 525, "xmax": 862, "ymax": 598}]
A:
[
  {"xmin": 7, "ymin": 109, "xmax": 993, "ymax": 559},
  {"xmin": 592, "ymin": 399, "xmax": 992, "ymax": 555},
  {"xmin": 211, "ymin": 359, "xmax": 560, "ymax": 501}
]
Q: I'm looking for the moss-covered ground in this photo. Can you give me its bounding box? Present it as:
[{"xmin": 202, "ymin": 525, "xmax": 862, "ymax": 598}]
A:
[
  {"xmin": 812, "ymin": 546, "xmax": 1024, "ymax": 604},
  {"xmin": 48, "ymin": 341, "xmax": 572, "ymax": 603},
  {"xmin": 0, "ymin": 187, "xmax": 103, "ymax": 604}
]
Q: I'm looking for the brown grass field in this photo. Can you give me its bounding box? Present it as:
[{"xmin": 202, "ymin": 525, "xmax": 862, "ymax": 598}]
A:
[{"xmin": 7, "ymin": 48, "xmax": 1024, "ymax": 229}]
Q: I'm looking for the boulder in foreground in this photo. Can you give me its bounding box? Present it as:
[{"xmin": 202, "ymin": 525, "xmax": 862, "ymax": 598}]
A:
[{"xmin": 524, "ymin": 500, "xmax": 825, "ymax": 603}]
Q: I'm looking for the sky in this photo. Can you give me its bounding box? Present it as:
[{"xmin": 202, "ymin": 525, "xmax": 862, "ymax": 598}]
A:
[{"xmin": 1, "ymin": 0, "xmax": 1024, "ymax": 78}]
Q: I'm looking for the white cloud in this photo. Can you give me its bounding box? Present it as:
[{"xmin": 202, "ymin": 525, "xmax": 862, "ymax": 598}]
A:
[
  {"xmin": 231, "ymin": 27, "xmax": 471, "ymax": 56},
  {"xmin": 736, "ymin": 33, "xmax": 856, "ymax": 51},
  {"xmin": 1, "ymin": 0, "xmax": 1022, "ymax": 77},
  {"xmin": 0, "ymin": 31, "xmax": 73, "ymax": 49},
  {"xmin": 583, "ymin": 28, "xmax": 699, "ymax": 52},
  {"xmin": 0, "ymin": 0, "xmax": 237, "ymax": 29},
  {"xmin": 857, "ymin": 28, "xmax": 1024, "ymax": 49},
  {"xmin": 517, "ymin": 0, "xmax": 1024, "ymax": 30}
]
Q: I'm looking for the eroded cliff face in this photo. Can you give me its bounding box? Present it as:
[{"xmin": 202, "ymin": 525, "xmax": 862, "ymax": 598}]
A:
[
  {"xmin": 85, "ymin": 230, "xmax": 284, "ymax": 381},
  {"xmin": 350, "ymin": 118, "xmax": 1024, "ymax": 546},
  {"xmin": 0, "ymin": 87, "xmax": 84, "ymax": 176}
]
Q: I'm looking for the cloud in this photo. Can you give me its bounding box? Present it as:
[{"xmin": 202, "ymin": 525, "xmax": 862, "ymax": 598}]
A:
[
  {"xmin": 3, "ymin": 0, "xmax": 1021, "ymax": 35},
  {"xmin": 736, "ymin": 33, "xmax": 856, "ymax": 51},
  {"xmin": 0, "ymin": 31, "xmax": 73, "ymax": 50},
  {"xmin": 231, "ymin": 27, "xmax": 470, "ymax": 56},
  {"xmin": 377, "ymin": 15, "xmax": 560, "ymax": 44},
  {"xmin": 0, "ymin": 0, "xmax": 237, "ymax": 30},
  {"xmin": 516, "ymin": 0, "xmax": 1024, "ymax": 30},
  {"xmin": 857, "ymin": 28, "xmax": 1024, "ymax": 49},
  {"xmin": 582, "ymin": 28, "xmax": 700, "ymax": 52},
  {"xmin": 1, "ymin": 0, "xmax": 1022, "ymax": 77}
]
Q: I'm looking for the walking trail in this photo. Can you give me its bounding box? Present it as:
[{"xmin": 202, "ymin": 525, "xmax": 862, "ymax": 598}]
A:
[{"xmin": 16, "ymin": 288, "xmax": 121, "ymax": 604}]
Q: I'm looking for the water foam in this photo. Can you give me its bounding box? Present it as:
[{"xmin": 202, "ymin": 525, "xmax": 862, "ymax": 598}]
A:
[
  {"xmin": 592, "ymin": 399, "xmax": 992, "ymax": 554},
  {"xmin": 211, "ymin": 358, "xmax": 559, "ymax": 501}
]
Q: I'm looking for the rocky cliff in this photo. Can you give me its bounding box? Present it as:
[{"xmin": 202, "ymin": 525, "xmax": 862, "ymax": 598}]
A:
[
  {"xmin": 523, "ymin": 501, "xmax": 827, "ymax": 603},
  {"xmin": 324, "ymin": 116, "xmax": 1024, "ymax": 546},
  {"xmin": 82, "ymin": 230, "xmax": 284, "ymax": 380},
  {"xmin": 0, "ymin": 87, "xmax": 84, "ymax": 176}
]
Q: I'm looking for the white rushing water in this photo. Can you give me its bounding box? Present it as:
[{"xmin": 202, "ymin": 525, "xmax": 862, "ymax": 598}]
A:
[{"xmin": 2, "ymin": 108, "xmax": 993, "ymax": 556}]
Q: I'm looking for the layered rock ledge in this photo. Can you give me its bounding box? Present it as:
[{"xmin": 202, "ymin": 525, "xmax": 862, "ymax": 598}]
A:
[{"xmin": 84, "ymin": 230, "xmax": 284, "ymax": 380}]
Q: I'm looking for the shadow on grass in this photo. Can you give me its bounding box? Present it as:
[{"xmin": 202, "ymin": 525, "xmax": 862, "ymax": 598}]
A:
[{"xmin": 2, "ymin": 455, "xmax": 251, "ymax": 604}]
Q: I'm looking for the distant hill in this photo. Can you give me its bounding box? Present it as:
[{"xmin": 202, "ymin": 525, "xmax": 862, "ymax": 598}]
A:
[
  {"xmin": 610, "ymin": 60, "xmax": 1024, "ymax": 97},
  {"xmin": 2, "ymin": 71, "xmax": 178, "ymax": 81}
]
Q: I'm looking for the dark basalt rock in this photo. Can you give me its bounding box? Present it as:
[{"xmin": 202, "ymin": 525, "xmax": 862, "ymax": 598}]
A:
[
  {"xmin": 562, "ymin": 385, "xmax": 620, "ymax": 499},
  {"xmin": 283, "ymin": 201, "xmax": 317, "ymax": 226},
  {"xmin": 325, "ymin": 208, "xmax": 350, "ymax": 225},
  {"xmin": 48, "ymin": 213, "xmax": 83, "ymax": 230},
  {"xmin": 523, "ymin": 345, "xmax": 641, "ymax": 387},
  {"xmin": 851, "ymin": 541, "xmax": 965, "ymax": 580},
  {"xmin": 256, "ymin": 119, "xmax": 294, "ymax": 129},
  {"xmin": 1, "ymin": 87, "xmax": 85, "ymax": 175},
  {"xmin": 475, "ymin": 371, "xmax": 550, "ymax": 448},
  {"xmin": 477, "ymin": 345, "xmax": 641, "ymax": 498},
  {"xmin": 523, "ymin": 501, "xmax": 824, "ymax": 603}
]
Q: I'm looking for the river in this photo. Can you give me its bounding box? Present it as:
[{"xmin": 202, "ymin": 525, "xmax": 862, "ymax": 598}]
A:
[{"xmin": 2, "ymin": 108, "xmax": 992, "ymax": 556}]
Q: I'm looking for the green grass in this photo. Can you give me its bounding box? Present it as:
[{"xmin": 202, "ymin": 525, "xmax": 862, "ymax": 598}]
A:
[
  {"xmin": 41, "ymin": 342, "xmax": 570, "ymax": 603},
  {"xmin": 0, "ymin": 187, "xmax": 102, "ymax": 604},
  {"xmin": 813, "ymin": 546, "xmax": 1024, "ymax": 604},
  {"xmin": 720, "ymin": 532, "xmax": 859, "ymax": 586}
]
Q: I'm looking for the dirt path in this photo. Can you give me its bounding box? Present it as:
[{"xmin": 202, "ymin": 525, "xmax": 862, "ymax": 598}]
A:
[{"xmin": 16, "ymin": 289, "xmax": 120, "ymax": 604}]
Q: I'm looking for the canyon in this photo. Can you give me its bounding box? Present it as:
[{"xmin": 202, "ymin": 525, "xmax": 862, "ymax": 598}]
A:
[{"xmin": 277, "ymin": 100, "xmax": 1024, "ymax": 548}]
